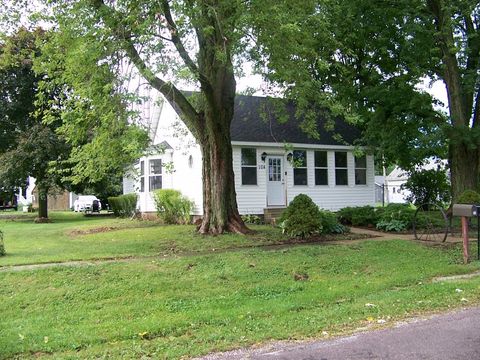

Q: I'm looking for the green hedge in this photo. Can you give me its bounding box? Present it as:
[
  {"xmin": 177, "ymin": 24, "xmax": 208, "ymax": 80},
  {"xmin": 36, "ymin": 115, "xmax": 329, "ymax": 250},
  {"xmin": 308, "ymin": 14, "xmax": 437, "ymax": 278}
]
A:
[
  {"xmin": 108, "ymin": 194, "xmax": 138, "ymax": 218},
  {"xmin": 337, "ymin": 205, "xmax": 383, "ymax": 227},
  {"xmin": 338, "ymin": 203, "xmax": 415, "ymax": 231}
]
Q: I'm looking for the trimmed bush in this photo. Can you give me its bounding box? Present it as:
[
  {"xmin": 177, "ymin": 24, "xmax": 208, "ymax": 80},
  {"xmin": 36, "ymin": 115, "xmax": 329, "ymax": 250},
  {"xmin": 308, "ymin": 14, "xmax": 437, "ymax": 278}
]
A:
[
  {"xmin": 458, "ymin": 189, "xmax": 480, "ymax": 204},
  {"xmin": 108, "ymin": 194, "xmax": 138, "ymax": 218},
  {"xmin": 338, "ymin": 203, "xmax": 414, "ymax": 232},
  {"xmin": 153, "ymin": 189, "xmax": 193, "ymax": 224},
  {"xmin": 279, "ymin": 194, "xmax": 322, "ymax": 238}
]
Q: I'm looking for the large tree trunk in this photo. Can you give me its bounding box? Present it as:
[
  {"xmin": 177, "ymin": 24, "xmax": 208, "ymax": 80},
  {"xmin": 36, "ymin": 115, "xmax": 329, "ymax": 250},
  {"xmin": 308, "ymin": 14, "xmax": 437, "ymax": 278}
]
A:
[
  {"xmin": 449, "ymin": 142, "xmax": 480, "ymax": 202},
  {"xmin": 427, "ymin": 0, "xmax": 480, "ymax": 201},
  {"xmin": 196, "ymin": 80, "xmax": 250, "ymax": 234},
  {"xmin": 198, "ymin": 128, "xmax": 249, "ymax": 234},
  {"xmin": 37, "ymin": 184, "xmax": 48, "ymax": 219}
]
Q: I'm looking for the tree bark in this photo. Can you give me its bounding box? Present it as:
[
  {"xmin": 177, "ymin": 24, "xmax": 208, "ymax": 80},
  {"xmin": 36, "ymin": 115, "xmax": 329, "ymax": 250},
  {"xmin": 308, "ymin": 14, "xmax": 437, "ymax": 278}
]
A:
[{"xmin": 449, "ymin": 142, "xmax": 480, "ymax": 202}]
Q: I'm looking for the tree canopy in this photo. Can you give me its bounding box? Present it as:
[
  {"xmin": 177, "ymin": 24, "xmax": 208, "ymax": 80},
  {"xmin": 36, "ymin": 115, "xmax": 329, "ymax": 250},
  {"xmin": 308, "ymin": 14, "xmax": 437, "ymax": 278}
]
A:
[
  {"xmin": 0, "ymin": 26, "xmax": 149, "ymax": 218},
  {"xmin": 251, "ymin": 0, "xmax": 479, "ymax": 199},
  {"xmin": 0, "ymin": 27, "xmax": 70, "ymax": 218}
]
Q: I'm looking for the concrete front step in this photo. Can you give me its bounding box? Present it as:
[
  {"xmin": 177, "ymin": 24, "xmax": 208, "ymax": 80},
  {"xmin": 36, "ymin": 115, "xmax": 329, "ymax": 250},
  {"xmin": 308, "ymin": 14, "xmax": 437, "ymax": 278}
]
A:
[{"xmin": 264, "ymin": 207, "xmax": 286, "ymax": 225}]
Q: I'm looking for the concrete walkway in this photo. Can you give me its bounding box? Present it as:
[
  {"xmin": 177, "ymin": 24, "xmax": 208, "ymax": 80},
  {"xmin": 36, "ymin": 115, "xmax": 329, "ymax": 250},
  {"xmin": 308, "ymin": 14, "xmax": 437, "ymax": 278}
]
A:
[{"xmin": 197, "ymin": 307, "xmax": 480, "ymax": 360}]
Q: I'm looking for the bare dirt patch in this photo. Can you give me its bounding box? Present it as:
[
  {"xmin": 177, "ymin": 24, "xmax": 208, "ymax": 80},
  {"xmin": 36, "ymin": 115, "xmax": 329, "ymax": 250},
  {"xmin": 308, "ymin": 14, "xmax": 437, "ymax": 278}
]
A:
[{"xmin": 68, "ymin": 226, "xmax": 120, "ymax": 236}]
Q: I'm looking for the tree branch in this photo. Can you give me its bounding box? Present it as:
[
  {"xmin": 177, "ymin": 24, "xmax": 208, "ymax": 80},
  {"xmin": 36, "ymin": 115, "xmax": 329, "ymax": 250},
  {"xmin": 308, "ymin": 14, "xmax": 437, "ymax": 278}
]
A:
[
  {"xmin": 160, "ymin": 0, "xmax": 197, "ymax": 73},
  {"xmin": 160, "ymin": 0, "xmax": 212, "ymax": 92},
  {"xmin": 89, "ymin": 0, "xmax": 201, "ymax": 136}
]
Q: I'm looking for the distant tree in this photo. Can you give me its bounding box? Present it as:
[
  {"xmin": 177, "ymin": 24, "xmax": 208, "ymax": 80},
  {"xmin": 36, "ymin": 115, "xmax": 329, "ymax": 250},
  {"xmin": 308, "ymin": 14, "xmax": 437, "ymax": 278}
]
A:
[
  {"xmin": 0, "ymin": 28, "xmax": 70, "ymax": 220},
  {"xmin": 402, "ymin": 168, "xmax": 451, "ymax": 207},
  {"xmin": 0, "ymin": 27, "xmax": 148, "ymax": 219}
]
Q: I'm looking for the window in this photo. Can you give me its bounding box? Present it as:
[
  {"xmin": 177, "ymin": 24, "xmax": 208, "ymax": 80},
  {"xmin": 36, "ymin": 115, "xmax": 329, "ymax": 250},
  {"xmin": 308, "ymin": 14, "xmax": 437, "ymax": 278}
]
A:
[
  {"xmin": 335, "ymin": 152, "xmax": 348, "ymax": 185},
  {"xmin": 355, "ymin": 155, "xmax": 367, "ymax": 185},
  {"xmin": 314, "ymin": 151, "xmax": 328, "ymax": 185},
  {"xmin": 149, "ymin": 159, "xmax": 162, "ymax": 191},
  {"xmin": 241, "ymin": 148, "xmax": 257, "ymax": 185},
  {"xmin": 268, "ymin": 157, "xmax": 282, "ymax": 181},
  {"xmin": 293, "ymin": 150, "xmax": 308, "ymax": 185},
  {"xmin": 140, "ymin": 160, "xmax": 145, "ymax": 192}
]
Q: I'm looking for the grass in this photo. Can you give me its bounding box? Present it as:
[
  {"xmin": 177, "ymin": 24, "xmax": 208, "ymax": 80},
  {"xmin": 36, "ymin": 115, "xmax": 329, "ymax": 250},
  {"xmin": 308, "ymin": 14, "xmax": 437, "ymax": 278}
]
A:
[
  {"xmin": 0, "ymin": 212, "xmax": 288, "ymax": 266},
  {"xmin": 1, "ymin": 212, "xmax": 480, "ymax": 359}
]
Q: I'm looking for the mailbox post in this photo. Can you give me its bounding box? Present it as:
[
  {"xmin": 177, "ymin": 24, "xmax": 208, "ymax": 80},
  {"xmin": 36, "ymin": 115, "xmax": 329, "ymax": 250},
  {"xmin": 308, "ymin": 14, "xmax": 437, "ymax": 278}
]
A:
[{"xmin": 452, "ymin": 204, "xmax": 478, "ymax": 264}]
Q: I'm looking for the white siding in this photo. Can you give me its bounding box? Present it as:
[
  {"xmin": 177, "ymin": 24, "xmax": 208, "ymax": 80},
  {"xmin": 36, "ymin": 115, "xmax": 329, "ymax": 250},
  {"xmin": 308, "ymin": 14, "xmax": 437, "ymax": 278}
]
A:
[
  {"xmin": 123, "ymin": 176, "xmax": 135, "ymax": 194},
  {"xmin": 233, "ymin": 146, "xmax": 268, "ymax": 214},
  {"xmin": 129, "ymin": 98, "xmax": 204, "ymax": 214},
  {"xmin": 233, "ymin": 145, "xmax": 375, "ymax": 213}
]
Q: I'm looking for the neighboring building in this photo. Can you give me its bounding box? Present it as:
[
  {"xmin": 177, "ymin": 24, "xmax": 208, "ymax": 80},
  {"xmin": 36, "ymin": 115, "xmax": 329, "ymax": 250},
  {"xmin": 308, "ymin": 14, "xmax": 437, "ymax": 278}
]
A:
[
  {"xmin": 124, "ymin": 94, "xmax": 376, "ymax": 215},
  {"xmin": 384, "ymin": 159, "xmax": 448, "ymax": 204},
  {"xmin": 15, "ymin": 177, "xmax": 76, "ymax": 211},
  {"xmin": 385, "ymin": 167, "xmax": 410, "ymax": 203}
]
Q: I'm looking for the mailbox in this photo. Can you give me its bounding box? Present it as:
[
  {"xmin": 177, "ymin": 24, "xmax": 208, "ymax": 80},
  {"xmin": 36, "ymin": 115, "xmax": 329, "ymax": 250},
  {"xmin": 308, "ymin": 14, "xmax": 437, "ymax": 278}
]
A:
[{"xmin": 452, "ymin": 204, "xmax": 478, "ymax": 217}]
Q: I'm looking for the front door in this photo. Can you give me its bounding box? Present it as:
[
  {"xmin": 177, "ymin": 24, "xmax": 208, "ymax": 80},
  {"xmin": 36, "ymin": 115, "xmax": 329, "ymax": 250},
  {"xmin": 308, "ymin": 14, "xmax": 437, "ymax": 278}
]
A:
[{"xmin": 267, "ymin": 156, "xmax": 286, "ymax": 206}]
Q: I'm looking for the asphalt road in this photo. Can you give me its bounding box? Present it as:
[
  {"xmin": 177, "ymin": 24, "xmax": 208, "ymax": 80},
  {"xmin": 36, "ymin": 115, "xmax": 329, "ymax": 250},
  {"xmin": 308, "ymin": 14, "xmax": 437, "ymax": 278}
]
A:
[{"xmin": 198, "ymin": 307, "xmax": 480, "ymax": 360}]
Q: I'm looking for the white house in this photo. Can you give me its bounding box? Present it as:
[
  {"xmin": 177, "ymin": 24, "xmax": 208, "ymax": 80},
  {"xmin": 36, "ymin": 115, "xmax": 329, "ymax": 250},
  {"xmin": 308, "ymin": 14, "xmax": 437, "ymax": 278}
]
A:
[
  {"xmin": 123, "ymin": 94, "xmax": 376, "ymax": 215},
  {"xmin": 384, "ymin": 159, "xmax": 448, "ymax": 204},
  {"xmin": 384, "ymin": 167, "xmax": 410, "ymax": 203}
]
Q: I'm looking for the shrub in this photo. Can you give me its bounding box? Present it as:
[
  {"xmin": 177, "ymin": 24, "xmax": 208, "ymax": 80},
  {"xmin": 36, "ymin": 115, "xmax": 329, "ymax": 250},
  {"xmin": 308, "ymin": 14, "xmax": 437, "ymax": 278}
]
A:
[
  {"xmin": 402, "ymin": 168, "xmax": 451, "ymax": 207},
  {"xmin": 153, "ymin": 189, "xmax": 193, "ymax": 224},
  {"xmin": 319, "ymin": 209, "xmax": 348, "ymax": 234},
  {"xmin": 457, "ymin": 189, "xmax": 480, "ymax": 204},
  {"xmin": 279, "ymin": 194, "xmax": 322, "ymax": 238},
  {"xmin": 108, "ymin": 194, "xmax": 138, "ymax": 218},
  {"xmin": 0, "ymin": 230, "xmax": 5, "ymax": 256},
  {"xmin": 241, "ymin": 214, "xmax": 263, "ymax": 225},
  {"xmin": 376, "ymin": 219, "xmax": 407, "ymax": 232},
  {"xmin": 377, "ymin": 203, "xmax": 415, "ymax": 230},
  {"xmin": 337, "ymin": 206, "xmax": 383, "ymax": 227}
]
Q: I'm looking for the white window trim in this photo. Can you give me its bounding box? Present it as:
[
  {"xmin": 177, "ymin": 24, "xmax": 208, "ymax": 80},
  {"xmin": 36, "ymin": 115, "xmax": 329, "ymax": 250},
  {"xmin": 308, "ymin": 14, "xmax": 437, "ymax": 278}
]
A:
[
  {"xmin": 148, "ymin": 158, "xmax": 163, "ymax": 192},
  {"xmin": 241, "ymin": 148, "xmax": 258, "ymax": 186}
]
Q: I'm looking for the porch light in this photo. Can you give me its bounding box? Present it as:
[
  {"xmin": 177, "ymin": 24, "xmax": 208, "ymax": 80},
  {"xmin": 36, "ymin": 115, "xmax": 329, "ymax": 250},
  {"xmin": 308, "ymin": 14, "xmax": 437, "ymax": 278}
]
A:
[
  {"xmin": 287, "ymin": 152, "xmax": 293, "ymax": 162},
  {"xmin": 261, "ymin": 152, "xmax": 267, "ymax": 162}
]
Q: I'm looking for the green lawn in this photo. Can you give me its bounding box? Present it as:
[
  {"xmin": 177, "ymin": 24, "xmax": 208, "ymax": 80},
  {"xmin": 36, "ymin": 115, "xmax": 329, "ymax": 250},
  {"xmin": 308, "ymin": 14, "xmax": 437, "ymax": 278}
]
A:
[
  {"xmin": 1, "ymin": 212, "xmax": 480, "ymax": 359},
  {"xmin": 0, "ymin": 212, "xmax": 288, "ymax": 266}
]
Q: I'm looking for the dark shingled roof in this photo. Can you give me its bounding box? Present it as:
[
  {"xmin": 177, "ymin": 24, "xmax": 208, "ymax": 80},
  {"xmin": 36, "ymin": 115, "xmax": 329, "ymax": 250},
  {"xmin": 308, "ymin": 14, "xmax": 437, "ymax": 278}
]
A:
[{"xmin": 231, "ymin": 95, "xmax": 361, "ymax": 146}]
